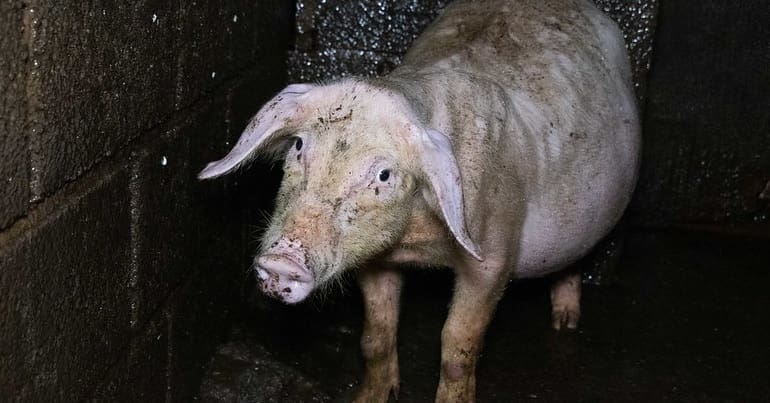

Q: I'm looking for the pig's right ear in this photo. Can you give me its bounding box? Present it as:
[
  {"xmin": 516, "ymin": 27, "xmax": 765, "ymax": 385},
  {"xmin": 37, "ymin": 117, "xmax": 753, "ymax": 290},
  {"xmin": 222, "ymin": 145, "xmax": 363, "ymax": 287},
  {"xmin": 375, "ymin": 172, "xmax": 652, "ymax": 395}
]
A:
[
  {"xmin": 410, "ymin": 127, "xmax": 484, "ymax": 261},
  {"xmin": 198, "ymin": 83, "xmax": 315, "ymax": 180}
]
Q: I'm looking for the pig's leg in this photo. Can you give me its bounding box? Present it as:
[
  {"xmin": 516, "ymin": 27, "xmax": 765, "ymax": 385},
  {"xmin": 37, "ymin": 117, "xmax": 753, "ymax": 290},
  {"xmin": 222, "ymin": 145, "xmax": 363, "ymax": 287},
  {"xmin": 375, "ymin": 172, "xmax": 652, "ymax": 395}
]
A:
[
  {"xmin": 550, "ymin": 270, "xmax": 581, "ymax": 330},
  {"xmin": 353, "ymin": 266, "xmax": 402, "ymax": 403},
  {"xmin": 435, "ymin": 259, "xmax": 509, "ymax": 403}
]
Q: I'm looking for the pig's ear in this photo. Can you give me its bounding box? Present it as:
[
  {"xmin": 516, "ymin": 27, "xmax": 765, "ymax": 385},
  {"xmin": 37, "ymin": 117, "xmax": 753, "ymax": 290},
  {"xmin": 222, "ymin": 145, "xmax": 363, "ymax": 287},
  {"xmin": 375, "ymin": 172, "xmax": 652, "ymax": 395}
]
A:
[
  {"xmin": 412, "ymin": 127, "xmax": 483, "ymax": 261},
  {"xmin": 198, "ymin": 83, "xmax": 315, "ymax": 180}
]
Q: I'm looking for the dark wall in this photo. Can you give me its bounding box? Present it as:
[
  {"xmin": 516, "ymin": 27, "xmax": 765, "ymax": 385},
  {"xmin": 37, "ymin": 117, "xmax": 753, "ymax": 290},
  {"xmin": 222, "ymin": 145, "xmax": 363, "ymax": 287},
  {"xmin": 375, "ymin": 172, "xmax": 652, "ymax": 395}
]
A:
[
  {"xmin": 0, "ymin": 1, "xmax": 294, "ymax": 401},
  {"xmin": 629, "ymin": 0, "xmax": 770, "ymax": 232},
  {"xmin": 289, "ymin": 0, "xmax": 658, "ymax": 103},
  {"xmin": 0, "ymin": 1, "xmax": 28, "ymax": 229}
]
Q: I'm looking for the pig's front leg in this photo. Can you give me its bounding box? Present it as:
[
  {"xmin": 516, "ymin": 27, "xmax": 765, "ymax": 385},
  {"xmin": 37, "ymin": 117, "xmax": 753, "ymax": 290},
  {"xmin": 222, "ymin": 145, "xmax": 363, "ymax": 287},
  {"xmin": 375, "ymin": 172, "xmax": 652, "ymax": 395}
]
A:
[
  {"xmin": 353, "ymin": 265, "xmax": 402, "ymax": 403},
  {"xmin": 435, "ymin": 258, "xmax": 509, "ymax": 403}
]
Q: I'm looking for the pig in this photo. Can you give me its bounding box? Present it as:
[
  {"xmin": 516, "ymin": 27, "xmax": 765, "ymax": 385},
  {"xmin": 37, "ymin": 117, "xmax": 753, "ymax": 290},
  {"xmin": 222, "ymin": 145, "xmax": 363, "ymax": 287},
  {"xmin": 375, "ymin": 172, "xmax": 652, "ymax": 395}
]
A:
[{"xmin": 198, "ymin": 0, "xmax": 640, "ymax": 401}]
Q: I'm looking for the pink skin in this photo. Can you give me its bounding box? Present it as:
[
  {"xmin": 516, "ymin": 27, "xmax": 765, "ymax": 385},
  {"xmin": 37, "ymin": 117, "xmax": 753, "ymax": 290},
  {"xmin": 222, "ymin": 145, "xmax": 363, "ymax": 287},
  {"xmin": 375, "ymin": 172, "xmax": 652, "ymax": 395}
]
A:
[
  {"xmin": 255, "ymin": 254, "xmax": 314, "ymax": 305},
  {"xmin": 255, "ymin": 237, "xmax": 314, "ymax": 304}
]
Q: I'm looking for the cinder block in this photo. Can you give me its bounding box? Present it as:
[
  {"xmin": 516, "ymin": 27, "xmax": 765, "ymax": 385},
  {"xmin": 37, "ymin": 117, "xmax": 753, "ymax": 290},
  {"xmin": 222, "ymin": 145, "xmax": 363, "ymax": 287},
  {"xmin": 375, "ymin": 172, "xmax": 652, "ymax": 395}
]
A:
[
  {"xmin": 26, "ymin": 0, "xmax": 178, "ymax": 197},
  {"xmin": 249, "ymin": 0, "xmax": 295, "ymax": 69},
  {"xmin": 166, "ymin": 264, "xmax": 240, "ymax": 403},
  {"xmin": 187, "ymin": 98, "xmax": 251, "ymax": 282},
  {"xmin": 288, "ymin": 49, "xmax": 402, "ymax": 82},
  {"xmin": 0, "ymin": 1, "xmax": 28, "ymax": 229},
  {"xmin": 162, "ymin": 95, "xmax": 269, "ymax": 402},
  {"xmin": 130, "ymin": 95, "xmax": 236, "ymax": 329},
  {"xmin": 128, "ymin": 92, "xmax": 260, "ymax": 402},
  {"xmin": 290, "ymin": 0, "xmax": 658, "ymax": 98},
  {"xmin": 228, "ymin": 0, "xmax": 294, "ymax": 71},
  {"xmin": 174, "ymin": 1, "xmax": 229, "ymax": 109},
  {"xmin": 129, "ymin": 127, "xmax": 193, "ymax": 329},
  {"xmin": 290, "ymin": 0, "xmax": 447, "ymax": 81},
  {"xmin": 628, "ymin": 0, "xmax": 770, "ymax": 226},
  {"xmin": 0, "ymin": 167, "xmax": 132, "ymax": 402},
  {"xmin": 91, "ymin": 312, "xmax": 168, "ymax": 402},
  {"xmin": 294, "ymin": 0, "xmax": 449, "ymax": 55},
  {"xmin": 174, "ymin": 0, "xmax": 294, "ymax": 110},
  {"xmin": 0, "ymin": 230, "xmax": 30, "ymax": 400}
]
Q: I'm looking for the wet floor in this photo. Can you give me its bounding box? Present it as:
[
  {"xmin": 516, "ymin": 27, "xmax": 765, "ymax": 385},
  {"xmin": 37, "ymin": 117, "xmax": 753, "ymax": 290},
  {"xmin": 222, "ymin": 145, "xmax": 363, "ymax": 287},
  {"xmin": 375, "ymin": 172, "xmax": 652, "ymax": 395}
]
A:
[{"xmin": 199, "ymin": 230, "xmax": 770, "ymax": 402}]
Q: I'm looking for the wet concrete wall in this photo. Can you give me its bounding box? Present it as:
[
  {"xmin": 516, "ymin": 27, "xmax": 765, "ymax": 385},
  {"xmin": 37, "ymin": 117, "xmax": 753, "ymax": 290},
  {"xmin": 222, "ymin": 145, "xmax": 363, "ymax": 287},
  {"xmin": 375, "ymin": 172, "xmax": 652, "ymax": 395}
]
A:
[
  {"xmin": 288, "ymin": 0, "xmax": 658, "ymax": 98},
  {"xmin": 0, "ymin": 1, "xmax": 293, "ymax": 401},
  {"xmin": 629, "ymin": 0, "xmax": 770, "ymax": 232}
]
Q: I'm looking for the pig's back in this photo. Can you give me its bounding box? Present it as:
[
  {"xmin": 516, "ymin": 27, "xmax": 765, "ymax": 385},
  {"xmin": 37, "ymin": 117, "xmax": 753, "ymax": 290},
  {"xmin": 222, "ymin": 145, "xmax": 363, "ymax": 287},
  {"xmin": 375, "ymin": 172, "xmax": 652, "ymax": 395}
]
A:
[{"xmin": 396, "ymin": 0, "xmax": 640, "ymax": 276}]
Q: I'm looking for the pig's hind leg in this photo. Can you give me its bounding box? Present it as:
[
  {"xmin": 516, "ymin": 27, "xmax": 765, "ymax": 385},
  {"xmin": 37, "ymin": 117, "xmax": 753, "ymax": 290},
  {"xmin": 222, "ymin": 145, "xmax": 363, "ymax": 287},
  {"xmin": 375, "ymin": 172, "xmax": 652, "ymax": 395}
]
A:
[
  {"xmin": 353, "ymin": 265, "xmax": 402, "ymax": 403},
  {"xmin": 550, "ymin": 269, "xmax": 581, "ymax": 330}
]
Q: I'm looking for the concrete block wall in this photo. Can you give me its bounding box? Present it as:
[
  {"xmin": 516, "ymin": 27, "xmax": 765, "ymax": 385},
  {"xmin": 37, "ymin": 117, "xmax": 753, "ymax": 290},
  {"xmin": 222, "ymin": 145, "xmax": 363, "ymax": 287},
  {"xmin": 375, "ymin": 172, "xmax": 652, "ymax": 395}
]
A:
[
  {"xmin": 288, "ymin": 0, "xmax": 658, "ymax": 102},
  {"xmin": 0, "ymin": 1, "xmax": 293, "ymax": 401},
  {"xmin": 1, "ymin": 0, "xmax": 28, "ymax": 229},
  {"xmin": 629, "ymin": 0, "xmax": 770, "ymax": 231}
]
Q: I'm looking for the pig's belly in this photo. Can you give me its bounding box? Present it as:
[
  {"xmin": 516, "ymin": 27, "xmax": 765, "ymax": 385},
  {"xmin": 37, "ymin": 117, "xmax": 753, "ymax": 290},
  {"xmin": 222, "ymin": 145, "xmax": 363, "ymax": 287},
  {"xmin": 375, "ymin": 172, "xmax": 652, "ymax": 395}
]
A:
[{"xmin": 511, "ymin": 175, "xmax": 628, "ymax": 279}]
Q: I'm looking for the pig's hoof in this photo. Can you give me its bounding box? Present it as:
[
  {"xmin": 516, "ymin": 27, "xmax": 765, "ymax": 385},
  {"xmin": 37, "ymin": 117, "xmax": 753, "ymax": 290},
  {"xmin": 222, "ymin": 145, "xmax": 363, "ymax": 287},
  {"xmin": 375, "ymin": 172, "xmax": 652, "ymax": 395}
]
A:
[
  {"xmin": 551, "ymin": 306, "xmax": 580, "ymax": 331},
  {"xmin": 550, "ymin": 271, "xmax": 581, "ymax": 331},
  {"xmin": 353, "ymin": 382, "xmax": 398, "ymax": 403},
  {"xmin": 353, "ymin": 359, "xmax": 399, "ymax": 403}
]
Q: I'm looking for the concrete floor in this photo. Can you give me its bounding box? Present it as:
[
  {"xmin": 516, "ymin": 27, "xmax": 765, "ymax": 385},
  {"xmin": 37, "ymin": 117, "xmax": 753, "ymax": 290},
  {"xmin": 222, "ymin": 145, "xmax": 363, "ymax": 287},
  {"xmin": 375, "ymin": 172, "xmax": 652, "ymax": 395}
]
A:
[{"xmin": 199, "ymin": 230, "xmax": 770, "ymax": 402}]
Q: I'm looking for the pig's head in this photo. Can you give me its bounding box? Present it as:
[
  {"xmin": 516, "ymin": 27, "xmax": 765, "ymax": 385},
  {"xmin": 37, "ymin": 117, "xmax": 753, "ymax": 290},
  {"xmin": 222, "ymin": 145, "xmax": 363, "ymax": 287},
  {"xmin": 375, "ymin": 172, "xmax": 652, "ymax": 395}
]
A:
[{"xmin": 198, "ymin": 80, "xmax": 481, "ymax": 304}]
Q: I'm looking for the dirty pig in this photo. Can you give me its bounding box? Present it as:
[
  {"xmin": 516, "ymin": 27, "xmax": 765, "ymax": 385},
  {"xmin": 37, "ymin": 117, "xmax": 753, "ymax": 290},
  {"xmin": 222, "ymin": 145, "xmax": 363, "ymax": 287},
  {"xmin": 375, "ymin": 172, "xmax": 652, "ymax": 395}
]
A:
[{"xmin": 198, "ymin": 0, "xmax": 640, "ymax": 401}]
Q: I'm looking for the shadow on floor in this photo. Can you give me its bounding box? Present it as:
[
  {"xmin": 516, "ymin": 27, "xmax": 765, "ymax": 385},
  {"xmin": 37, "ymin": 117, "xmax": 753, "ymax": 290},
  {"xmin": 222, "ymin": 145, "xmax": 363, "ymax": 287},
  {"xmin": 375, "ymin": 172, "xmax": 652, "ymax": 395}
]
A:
[{"xmin": 199, "ymin": 230, "xmax": 770, "ymax": 402}]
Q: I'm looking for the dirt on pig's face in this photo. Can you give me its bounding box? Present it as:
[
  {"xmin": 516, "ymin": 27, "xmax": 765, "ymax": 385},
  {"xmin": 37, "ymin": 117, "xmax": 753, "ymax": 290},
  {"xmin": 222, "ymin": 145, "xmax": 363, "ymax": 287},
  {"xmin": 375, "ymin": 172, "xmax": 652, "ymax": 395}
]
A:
[{"xmin": 258, "ymin": 88, "xmax": 419, "ymax": 295}]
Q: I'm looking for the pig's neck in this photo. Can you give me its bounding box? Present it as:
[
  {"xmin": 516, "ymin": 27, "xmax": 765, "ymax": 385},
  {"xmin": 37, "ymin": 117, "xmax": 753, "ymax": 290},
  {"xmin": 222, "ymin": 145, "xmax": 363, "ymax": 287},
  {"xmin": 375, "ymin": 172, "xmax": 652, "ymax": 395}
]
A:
[{"xmin": 383, "ymin": 196, "xmax": 456, "ymax": 267}]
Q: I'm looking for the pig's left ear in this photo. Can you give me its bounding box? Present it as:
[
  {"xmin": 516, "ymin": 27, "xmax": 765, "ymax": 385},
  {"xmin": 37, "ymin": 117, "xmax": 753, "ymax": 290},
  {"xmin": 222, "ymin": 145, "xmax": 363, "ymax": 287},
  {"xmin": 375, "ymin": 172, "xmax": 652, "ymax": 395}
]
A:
[
  {"xmin": 198, "ymin": 83, "xmax": 315, "ymax": 180},
  {"xmin": 410, "ymin": 127, "xmax": 483, "ymax": 261}
]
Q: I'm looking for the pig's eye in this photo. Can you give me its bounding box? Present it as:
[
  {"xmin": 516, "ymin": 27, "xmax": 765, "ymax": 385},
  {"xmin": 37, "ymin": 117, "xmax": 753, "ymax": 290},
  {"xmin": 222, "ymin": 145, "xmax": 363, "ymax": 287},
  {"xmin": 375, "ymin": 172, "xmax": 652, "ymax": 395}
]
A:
[
  {"xmin": 378, "ymin": 169, "xmax": 391, "ymax": 182},
  {"xmin": 294, "ymin": 137, "xmax": 303, "ymax": 151}
]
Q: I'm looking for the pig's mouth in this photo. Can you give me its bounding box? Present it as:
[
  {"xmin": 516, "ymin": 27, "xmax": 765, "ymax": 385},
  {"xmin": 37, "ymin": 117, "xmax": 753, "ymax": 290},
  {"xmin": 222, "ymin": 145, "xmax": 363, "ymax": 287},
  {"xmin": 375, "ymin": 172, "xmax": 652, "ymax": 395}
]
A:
[{"xmin": 255, "ymin": 253, "xmax": 315, "ymax": 304}]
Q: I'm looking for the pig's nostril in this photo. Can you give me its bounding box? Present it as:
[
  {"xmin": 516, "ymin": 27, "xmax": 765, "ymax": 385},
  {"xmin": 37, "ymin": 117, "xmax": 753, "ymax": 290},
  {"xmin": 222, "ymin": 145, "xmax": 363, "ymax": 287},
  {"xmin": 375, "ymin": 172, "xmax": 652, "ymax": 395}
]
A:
[
  {"xmin": 256, "ymin": 255, "xmax": 312, "ymax": 281},
  {"xmin": 254, "ymin": 254, "xmax": 314, "ymax": 304}
]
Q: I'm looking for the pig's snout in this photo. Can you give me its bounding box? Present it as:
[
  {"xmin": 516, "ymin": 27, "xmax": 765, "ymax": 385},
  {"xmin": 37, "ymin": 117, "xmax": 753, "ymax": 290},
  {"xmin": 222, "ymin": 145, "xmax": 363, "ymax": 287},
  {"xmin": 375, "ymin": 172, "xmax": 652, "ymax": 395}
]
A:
[{"xmin": 255, "ymin": 254, "xmax": 314, "ymax": 304}]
